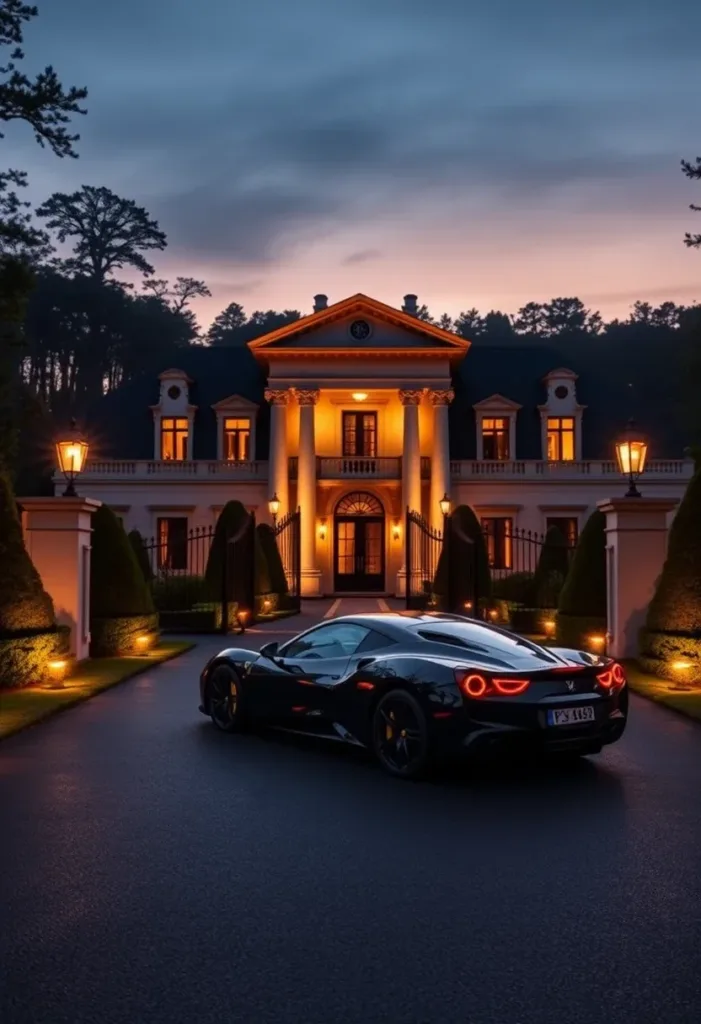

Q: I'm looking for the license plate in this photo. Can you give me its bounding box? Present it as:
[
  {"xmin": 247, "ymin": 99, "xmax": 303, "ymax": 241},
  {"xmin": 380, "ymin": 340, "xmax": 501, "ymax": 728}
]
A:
[{"xmin": 547, "ymin": 706, "xmax": 595, "ymax": 726}]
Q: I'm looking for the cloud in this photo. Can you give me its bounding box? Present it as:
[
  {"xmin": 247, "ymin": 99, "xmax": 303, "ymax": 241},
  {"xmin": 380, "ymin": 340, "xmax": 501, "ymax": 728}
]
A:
[{"xmin": 341, "ymin": 249, "xmax": 382, "ymax": 265}]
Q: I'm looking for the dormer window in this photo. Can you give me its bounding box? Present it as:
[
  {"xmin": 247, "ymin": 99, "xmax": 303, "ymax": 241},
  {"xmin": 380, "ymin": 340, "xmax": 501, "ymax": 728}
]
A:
[
  {"xmin": 546, "ymin": 417, "xmax": 575, "ymax": 461},
  {"xmin": 161, "ymin": 417, "xmax": 189, "ymax": 460},
  {"xmin": 481, "ymin": 418, "xmax": 510, "ymax": 461},
  {"xmin": 223, "ymin": 418, "xmax": 251, "ymax": 461}
]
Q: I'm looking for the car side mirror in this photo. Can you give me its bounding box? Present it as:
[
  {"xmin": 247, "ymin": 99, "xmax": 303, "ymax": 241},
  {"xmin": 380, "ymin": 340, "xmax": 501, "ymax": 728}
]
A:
[{"xmin": 260, "ymin": 641, "xmax": 279, "ymax": 659}]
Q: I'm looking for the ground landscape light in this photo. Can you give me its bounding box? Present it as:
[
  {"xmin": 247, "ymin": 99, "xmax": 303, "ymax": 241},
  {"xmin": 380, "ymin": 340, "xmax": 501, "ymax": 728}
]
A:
[{"xmin": 47, "ymin": 659, "xmax": 67, "ymax": 685}]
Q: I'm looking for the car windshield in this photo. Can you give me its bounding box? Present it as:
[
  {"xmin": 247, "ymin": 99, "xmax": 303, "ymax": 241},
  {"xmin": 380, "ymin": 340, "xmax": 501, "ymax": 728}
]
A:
[{"xmin": 412, "ymin": 620, "xmax": 560, "ymax": 666}]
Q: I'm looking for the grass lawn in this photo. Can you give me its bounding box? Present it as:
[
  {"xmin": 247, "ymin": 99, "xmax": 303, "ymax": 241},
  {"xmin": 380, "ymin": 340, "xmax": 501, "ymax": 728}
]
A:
[
  {"xmin": 0, "ymin": 641, "xmax": 195, "ymax": 741},
  {"xmin": 623, "ymin": 660, "xmax": 701, "ymax": 723}
]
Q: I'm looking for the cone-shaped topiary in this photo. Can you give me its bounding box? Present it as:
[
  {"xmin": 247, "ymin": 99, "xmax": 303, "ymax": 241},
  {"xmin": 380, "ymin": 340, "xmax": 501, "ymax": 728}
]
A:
[
  {"xmin": 0, "ymin": 472, "xmax": 68, "ymax": 688},
  {"xmin": 90, "ymin": 505, "xmax": 157, "ymax": 655},
  {"xmin": 531, "ymin": 526, "xmax": 569, "ymax": 607},
  {"xmin": 640, "ymin": 468, "xmax": 701, "ymax": 677},
  {"xmin": 0, "ymin": 471, "xmax": 55, "ymax": 634},
  {"xmin": 205, "ymin": 501, "xmax": 270, "ymax": 607},
  {"xmin": 433, "ymin": 503, "xmax": 491, "ymax": 610},
  {"xmin": 556, "ymin": 509, "xmax": 607, "ymax": 649},
  {"xmin": 128, "ymin": 529, "xmax": 153, "ymax": 583},
  {"xmin": 256, "ymin": 523, "xmax": 288, "ymax": 596}
]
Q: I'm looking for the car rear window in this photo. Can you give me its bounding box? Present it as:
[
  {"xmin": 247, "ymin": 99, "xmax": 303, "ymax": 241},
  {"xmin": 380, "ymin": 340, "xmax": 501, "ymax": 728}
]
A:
[{"xmin": 414, "ymin": 621, "xmax": 559, "ymax": 666}]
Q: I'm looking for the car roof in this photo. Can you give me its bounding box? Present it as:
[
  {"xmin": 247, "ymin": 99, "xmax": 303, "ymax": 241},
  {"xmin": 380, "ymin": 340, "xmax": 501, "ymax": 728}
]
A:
[{"xmin": 324, "ymin": 612, "xmax": 475, "ymax": 631}]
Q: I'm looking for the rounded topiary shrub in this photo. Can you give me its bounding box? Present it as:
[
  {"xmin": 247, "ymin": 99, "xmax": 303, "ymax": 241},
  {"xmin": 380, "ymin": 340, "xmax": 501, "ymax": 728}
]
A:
[
  {"xmin": 0, "ymin": 473, "xmax": 67, "ymax": 688},
  {"xmin": 433, "ymin": 503, "xmax": 491, "ymax": 611},
  {"xmin": 555, "ymin": 509, "xmax": 607, "ymax": 650},
  {"xmin": 205, "ymin": 501, "xmax": 270, "ymax": 612},
  {"xmin": 530, "ymin": 526, "xmax": 569, "ymax": 608},
  {"xmin": 90, "ymin": 505, "xmax": 158, "ymax": 656},
  {"xmin": 128, "ymin": 529, "xmax": 153, "ymax": 583},
  {"xmin": 639, "ymin": 469, "xmax": 701, "ymax": 678}
]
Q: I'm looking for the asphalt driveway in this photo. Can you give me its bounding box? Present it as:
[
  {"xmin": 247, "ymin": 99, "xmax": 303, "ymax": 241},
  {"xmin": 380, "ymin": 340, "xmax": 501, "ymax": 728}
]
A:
[{"xmin": 1, "ymin": 601, "xmax": 700, "ymax": 1024}]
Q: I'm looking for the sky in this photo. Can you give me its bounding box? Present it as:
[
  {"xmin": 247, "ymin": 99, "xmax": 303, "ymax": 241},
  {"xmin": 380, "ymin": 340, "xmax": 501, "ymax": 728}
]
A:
[{"xmin": 6, "ymin": 0, "xmax": 701, "ymax": 329}]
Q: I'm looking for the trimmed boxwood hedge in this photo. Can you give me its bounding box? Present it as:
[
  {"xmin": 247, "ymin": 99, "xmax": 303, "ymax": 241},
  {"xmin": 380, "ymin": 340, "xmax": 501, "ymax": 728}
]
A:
[
  {"xmin": 639, "ymin": 467, "xmax": 701, "ymax": 678},
  {"xmin": 0, "ymin": 625, "xmax": 70, "ymax": 689},
  {"xmin": 128, "ymin": 529, "xmax": 153, "ymax": 583},
  {"xmin": 90, "ymin": 505, "xmax": 158, "ymax": 655},
  {"xmin": 531, "ymin": 526, "xmax": 569, "ymax": 608},
  {"xmin": 556, "ymin": 509, "xmax": 607, "ymax": 650},
  {"xmin": 256, "ymin": 523, "xmax": 288, "ymax": 596}
]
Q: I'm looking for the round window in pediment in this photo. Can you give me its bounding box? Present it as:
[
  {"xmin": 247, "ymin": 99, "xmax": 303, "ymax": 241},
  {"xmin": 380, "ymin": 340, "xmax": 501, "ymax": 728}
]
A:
[
  {"xmin": 349, "ymin": 319, "xmax": 372, "ymax": 341},
  {"xmin": 167, "ymin": 385, "xmax": 182, "ymax": 400},
  {"xmin": 554, "ymin": 385, "xmax": 569, "ymax": 399}
]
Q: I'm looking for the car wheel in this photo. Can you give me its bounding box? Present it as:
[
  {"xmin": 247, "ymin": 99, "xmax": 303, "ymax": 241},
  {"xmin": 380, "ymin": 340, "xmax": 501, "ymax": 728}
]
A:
[
  {"xmin": 207, "ymin": 664, "xmax": 247, "ymax": 733},
  {"xmin": 372, "ymin": 689, "xmax": 429, "ymax": 779}
]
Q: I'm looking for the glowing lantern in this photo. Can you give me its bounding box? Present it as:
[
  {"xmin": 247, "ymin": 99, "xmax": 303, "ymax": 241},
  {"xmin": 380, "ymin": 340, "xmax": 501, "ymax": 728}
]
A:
[
  {"xmin": 268, "ymin": 493, "xmax": 280, "ymax": 525},
  {"xmin": 615, "ymin": 419, "xmax": 648, "ymax": 498},
  {"xmin": 55, "ymin": 419, "xmax": 89, "ymax": 497}
]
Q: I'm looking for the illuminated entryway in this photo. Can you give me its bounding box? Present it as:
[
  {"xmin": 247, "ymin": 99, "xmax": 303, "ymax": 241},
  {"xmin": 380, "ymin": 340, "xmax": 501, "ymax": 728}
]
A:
[{"xmin": 333, "ymin": 491, "xmax": 385, "ymax": 592}]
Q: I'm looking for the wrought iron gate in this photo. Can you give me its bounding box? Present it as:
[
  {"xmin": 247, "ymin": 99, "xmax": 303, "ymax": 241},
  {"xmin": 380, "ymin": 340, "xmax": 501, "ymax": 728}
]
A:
[
  {"xmin": 273, "ymin": 507, "xmax": 301, "ymax": 613},
  {"xmin": 405, "ymin": 508, "xmax": 477, "ymax": 614}
]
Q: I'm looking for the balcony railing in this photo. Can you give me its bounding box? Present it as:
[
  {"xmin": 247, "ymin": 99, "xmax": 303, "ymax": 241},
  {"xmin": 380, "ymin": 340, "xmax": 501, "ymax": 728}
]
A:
[
  {"xmin": 449, "ymin": 459, "xmax": 693, "ymax": 481},
  {"xmin": 78, "ymin": 460, "xmax": 268, "ymax": 482},
  {"xmin": 317, "ymin": 456, "xmax": 401, "ymax": 479}
]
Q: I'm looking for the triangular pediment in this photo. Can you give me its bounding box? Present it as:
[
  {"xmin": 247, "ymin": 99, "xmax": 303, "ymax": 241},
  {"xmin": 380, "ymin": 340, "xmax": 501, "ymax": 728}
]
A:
[
  {"xmin": 248, "ymin": 293, "xmax": 469, "ymax": 361},
  {"xmin": 211, "ymin": 393, "xmax": 259, "ymax": 412},
  {"xmin": 473, "ymin": 393, "xmax": 522, "ymax": 411}
]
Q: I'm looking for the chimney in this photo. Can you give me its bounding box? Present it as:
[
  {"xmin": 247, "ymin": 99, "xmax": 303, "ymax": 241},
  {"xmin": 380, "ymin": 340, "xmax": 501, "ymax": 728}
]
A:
[
  {"xmin": 402, "ymin": 294, "xmax": 418, "ymax": 316},
  {"xmin": 313, "ymin": 294, "xmax": 328, "ymax": 313}
]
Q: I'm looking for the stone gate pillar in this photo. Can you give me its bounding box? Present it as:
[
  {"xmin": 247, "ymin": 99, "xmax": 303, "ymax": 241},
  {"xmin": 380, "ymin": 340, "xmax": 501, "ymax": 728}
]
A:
[
  {"xmin": 20, "ymin": 497, "xmax": 102, "ymax": 661},
  {"xmin": 597, "ymin": 497, "xmax": 677, "ymax": 659}
]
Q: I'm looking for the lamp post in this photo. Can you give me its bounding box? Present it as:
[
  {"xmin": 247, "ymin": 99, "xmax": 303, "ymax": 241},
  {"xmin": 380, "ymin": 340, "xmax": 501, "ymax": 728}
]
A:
[
  {"xmin": 268, "ymin": 492, "xmax": 280, "ymax": 527},
  {"xmin": 614, "ymin": 419, "xmax": 648, "ymax": 498},
  {"xmin": 439, "ymin": 493, "xmax": 452, "ymax": 611},
  {"xmin": 55, "ymin": 419, "xmax": 89, "ymax": 497}
]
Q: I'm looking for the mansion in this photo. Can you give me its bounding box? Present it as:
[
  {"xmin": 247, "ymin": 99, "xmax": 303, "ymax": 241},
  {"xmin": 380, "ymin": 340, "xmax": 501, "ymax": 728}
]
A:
[{"xmin": 71, "ymin": 292, "xmax": 693, "ymax": 596}]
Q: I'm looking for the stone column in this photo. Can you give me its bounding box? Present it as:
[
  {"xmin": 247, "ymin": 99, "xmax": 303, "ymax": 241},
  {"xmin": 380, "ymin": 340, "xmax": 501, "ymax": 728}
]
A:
[
  {"xmin": 20, "ymin": 497, "xmax": 102, "ymax": 661},
  {"xmin": 401, "ymin": 390, "xmax": 423, "ymax": 516},
  {"xmin": 429, "ymin": 389, "xmax": 454, "ymax": 533},
  {"xmin": 597, "ymin": 497, "xmax": 678, "ymax": 659},
  {"xmin": 297, "ymin": 389, "xmax": 321, "ymax": 596},
  {"xmin": 264, "ymin": 388, "xmax": 290, "ymax": 520}
]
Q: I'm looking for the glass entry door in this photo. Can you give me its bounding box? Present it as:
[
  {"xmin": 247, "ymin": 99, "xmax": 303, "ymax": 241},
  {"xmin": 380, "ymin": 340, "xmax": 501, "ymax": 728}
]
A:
[{"xmin": 334, "ymin": 516, "xmax": 385, "ymax": 592}]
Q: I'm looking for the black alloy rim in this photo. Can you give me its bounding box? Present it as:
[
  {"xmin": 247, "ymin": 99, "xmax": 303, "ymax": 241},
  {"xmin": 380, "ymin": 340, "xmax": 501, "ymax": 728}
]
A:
[
  {"xmin": 210, "ymin": 669, "xmax": 237, "ymax": 727},
  {"xmin": 376, "ymin": 698, "xmax": 423, "ymax": 772}
]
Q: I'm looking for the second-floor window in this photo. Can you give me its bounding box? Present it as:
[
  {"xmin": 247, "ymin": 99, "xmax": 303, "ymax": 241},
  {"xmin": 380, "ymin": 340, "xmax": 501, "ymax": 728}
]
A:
[
  {"xmin": 547, "ymin": 417, "xmax": 575, "ymax": 461},
  {"xmin": 223, "ymin": 417, "xmax": 251, "ymax": 461},
  {"xmin": 482, "ymin": 517, "xmax": 513, "ymax": 570},
  {"xmin": 482, "ymin": 417, "xmax": 510, "ymax": 460},
  {"xmin": 161, "ymin": 417, "xmax": 189, "ymax": 461},
  {"xmin": 342, "ymin": 412, "xmax": 377, "ymax": 457}
]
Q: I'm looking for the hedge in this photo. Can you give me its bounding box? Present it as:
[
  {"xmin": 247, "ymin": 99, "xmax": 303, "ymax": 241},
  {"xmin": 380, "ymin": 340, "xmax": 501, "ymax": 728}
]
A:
[
  {"xmin": 1, "ymin": 472, "xmax": 55, "ymax": 634},
  {"xmin": 556, "ymin": 509, "xmax": 607, "ymax": 650},
  {"xmin": 433, "ymin": 503, "xmax": 491, "ymax": 608},
  {"xmin": 90, "ymin": 506, "xmax": 157, "ymax": 656},
  {"xmin": 639, "ymin": 467, "xmax": 701, "ymax": 678},
  {"xmin": 510, "ymin": 607, "xmax": 557, "ymax": 637},
  {"xmin": 90, "ymin": 613, "xmax": 160, "ymax": 657},
  {"xmin": 256, "ymin": 523, "xmax": 288, "ymax": 596},
  {"xmin": 0, "ymin": 626, "xmax": 70, "ymax": 690},
  {"xmin": 531, "ymin": 526, "xmax": 569, "ymax": 608},
  {"xmin": 128, "ymin": 529, "xmax": 153, "ymax": 583},
  {"xmin": 204, "ymin": 500, "xmax": 270, "ymax": 606}
]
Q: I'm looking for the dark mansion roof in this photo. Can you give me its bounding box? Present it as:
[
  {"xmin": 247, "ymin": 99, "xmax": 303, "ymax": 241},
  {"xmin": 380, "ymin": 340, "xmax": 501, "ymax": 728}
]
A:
[{"xmin": 87, "ymin": 342, "xmax": 687, "ymax": 462}]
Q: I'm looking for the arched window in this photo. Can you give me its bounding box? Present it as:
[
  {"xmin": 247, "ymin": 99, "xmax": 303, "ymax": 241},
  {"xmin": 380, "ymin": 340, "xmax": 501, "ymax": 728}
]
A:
[{"xmin": 335, "ymin": 492, "xmax": 384, "ymax": 516}]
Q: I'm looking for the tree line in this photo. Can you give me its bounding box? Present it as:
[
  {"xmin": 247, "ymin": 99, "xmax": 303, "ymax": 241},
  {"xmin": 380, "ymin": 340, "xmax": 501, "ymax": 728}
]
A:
[{"xmin": 1, "ymin": 0, "xmax": 700, "ymax": 486}]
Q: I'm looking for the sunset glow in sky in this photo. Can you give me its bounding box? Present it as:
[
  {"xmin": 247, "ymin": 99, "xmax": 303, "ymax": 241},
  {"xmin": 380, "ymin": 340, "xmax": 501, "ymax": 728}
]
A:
[{"xmin": 10, "ymin": 0, "xmax": 701, "ymax": 327}]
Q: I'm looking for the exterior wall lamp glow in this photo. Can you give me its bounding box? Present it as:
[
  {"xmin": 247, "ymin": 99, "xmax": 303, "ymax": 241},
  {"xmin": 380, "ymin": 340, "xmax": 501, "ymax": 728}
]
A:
[
  {"xmin": 392, "ymin": 521, "xmax": 401, "ymax": 541},
  {"xmin": 56, "ymin": 419, "xmax": 89, "ymax": 497},
  {"xmin": 439, "ymin": 493, "xmax": 451, "ymax": 518},
  {"xmin": 319, "ymin": 518, "xmax": 327, "ymax": 541},
  {"xmin": 615, "ymin": 419, "xmax": 648, "ymax": 498},
  {"xmin": 268, "ymin": 492, "xmax": 280, "ymax": 525}
]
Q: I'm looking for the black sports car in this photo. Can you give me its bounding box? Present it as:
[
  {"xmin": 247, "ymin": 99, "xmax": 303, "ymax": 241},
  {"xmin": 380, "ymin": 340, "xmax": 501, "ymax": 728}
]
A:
[{"xmin": 198, "ymin": 612, "xmax": 628, "ymax": 778}]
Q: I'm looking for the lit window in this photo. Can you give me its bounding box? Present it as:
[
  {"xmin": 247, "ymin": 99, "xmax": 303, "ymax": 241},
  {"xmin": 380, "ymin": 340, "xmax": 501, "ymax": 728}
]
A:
[
  {"xmin": 156, "ymin": 517, "xmax": 188, "ymax": 571},
  {"xmin": 342, "ymin": 412, "xmax": 377, "ymax": 457},
  {"xmin": 161, "ymin": 417, "xmax": 189, "ymax": 460},
  {"xmin": 482, "ymin": 417, "xmax": 510, "ymax": 460},
  {"xmin": 223, "ymin": 418, "xmax": 251, "ymax": 461},
  {"xmin": 481, "ymin": 517, "xmax": 513, "ymax": 570},
  {"xmin": 547, "ymin": 417, "xmax": 575, "ymax": 461},
  {"xmin": 546, "ymin": 516, "xmax": 578, "ymax": 547}
]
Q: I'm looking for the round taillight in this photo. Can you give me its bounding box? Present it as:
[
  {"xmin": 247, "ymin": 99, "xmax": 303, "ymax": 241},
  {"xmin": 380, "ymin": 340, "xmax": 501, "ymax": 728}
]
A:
[
  {"xmin": 463, "ymin": 674, "xmax": 488, "ymax": 698},
  {"xmin": 612, "ymin": 663, "xmax": 625, "ymax": 685}
]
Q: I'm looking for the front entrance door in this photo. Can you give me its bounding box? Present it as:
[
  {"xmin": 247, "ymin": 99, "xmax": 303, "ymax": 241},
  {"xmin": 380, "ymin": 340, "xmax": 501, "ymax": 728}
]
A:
[{"xmin": 333, "ymin": 492, "xmax": 385, "ymax": 593}]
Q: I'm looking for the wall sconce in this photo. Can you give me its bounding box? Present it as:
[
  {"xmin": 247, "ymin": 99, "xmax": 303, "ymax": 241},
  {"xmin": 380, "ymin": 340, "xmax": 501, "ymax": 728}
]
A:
[
  {"xmin": 319, "ymin": 518, "xmax": 327, "ymax": 541},
  {"xmin": 268, "ymin": 492, "xmax": 280, "ymax": 525},
  {"xmin": 392, "ymin": 522, "xmax": 401, "ymax": 541}
]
